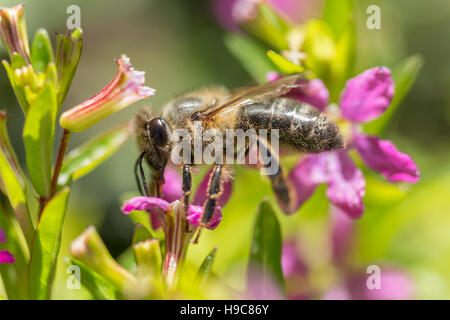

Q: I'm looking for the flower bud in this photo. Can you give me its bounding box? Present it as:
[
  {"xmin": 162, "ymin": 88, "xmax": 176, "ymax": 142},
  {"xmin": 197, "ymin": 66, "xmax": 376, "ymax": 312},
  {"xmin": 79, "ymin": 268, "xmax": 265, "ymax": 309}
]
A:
[
  {"xmin": 60, "ymin": 55, "xmax": 155, "ymax": 132},
  {"xmin": 133, "ymin": 239, "xmax": 162, "ymax": 278},
  {"xmin": 70, "ymin": 226, "xmax": 135, "ymax": 290},
  {"xmin": 0, "ymin": 5, "xmax": 31, "ymax": 63},
  {"xmin": 56, "ymin": 29, "xmax": 83, "ymax": 107}
]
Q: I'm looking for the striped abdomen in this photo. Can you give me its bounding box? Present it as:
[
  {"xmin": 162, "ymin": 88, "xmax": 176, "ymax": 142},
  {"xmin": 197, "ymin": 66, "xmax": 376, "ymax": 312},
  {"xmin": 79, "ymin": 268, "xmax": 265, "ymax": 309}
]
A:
[{"xmin": 237, "ymin": 97, "xmax": 343, "ymax": 153}]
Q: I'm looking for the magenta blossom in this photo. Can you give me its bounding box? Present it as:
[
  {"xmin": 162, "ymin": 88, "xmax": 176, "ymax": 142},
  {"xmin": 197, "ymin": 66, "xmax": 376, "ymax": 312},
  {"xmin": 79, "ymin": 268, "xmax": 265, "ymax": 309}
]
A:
[
  {"xmin": 272, "ymin": 67, "xmax": 419, "ymax": 218},
  {"xmin": 282, "ymin": 207, "xmax": 415, "ymax": 300},
  {"xmin": 0, "ymin": 228, "xmax": 14, "ymax": 264},
  {"xmin": 212, "ymin": 0, "xmax": 312, "ymax": 31},
  {"xmin": 121, "ymin": 167, "xmax": 232, "ymax": 230}
]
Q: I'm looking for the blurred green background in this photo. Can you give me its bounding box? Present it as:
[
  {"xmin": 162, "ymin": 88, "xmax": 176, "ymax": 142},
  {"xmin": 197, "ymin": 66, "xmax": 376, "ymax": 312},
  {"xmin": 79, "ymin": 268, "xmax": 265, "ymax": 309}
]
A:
[{"xmin": 0, "ymin": 0, "xmax": 449, "ymax": 299}]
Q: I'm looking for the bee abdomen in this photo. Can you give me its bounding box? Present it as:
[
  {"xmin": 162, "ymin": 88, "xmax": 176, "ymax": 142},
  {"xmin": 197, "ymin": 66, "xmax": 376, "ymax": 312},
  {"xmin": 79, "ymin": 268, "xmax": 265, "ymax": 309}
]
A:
[{"xmin": 238, "ymin": 98, "xmax": 343, "ymax": 153}]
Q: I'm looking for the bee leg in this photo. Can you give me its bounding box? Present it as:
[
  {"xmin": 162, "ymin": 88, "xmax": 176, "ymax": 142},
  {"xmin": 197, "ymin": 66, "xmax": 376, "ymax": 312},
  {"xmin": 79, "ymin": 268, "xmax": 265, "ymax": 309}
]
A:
[
  {"xmin": 200, "ymin": 164, "xmax": 224, "ymax": 228},
  {"xmin": 182, "ymin": 164, "xmax": 192, "ymax": 232},
  {"xmin": 135, "ymin": 151, "xmax": 150, "ymax": 197},
  {"xmin": 258, "ymin": 138, "xmax": 297, "ymax": 214}
]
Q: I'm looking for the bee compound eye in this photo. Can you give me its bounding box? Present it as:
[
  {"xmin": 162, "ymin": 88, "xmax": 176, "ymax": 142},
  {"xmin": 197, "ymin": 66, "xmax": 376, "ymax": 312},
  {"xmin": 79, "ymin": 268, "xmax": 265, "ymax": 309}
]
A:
[{"xmin": 149, "ymin": 118, "xmax": 169, "ymax": 148}]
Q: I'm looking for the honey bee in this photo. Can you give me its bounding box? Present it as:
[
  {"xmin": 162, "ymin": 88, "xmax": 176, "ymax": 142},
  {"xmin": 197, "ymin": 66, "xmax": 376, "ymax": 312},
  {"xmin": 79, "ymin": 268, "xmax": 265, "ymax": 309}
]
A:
[{"xmin": 133, "ymin": 74, "xmax": 344, "ymax": 227}]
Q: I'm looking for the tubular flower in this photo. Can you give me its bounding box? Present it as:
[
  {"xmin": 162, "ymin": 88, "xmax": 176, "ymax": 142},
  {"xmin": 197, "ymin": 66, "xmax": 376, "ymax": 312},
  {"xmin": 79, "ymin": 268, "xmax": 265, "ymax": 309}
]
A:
[
  {"xmin": 0, "ymin": 5, "xmax": 30, "ymax": 63},
  {"xmin": 0, "ymin": 228, "xmax": 14, "ymax": 264},
  {"xmin": 121, "ymin": 167, "xmax": 232, "ymax": 288},
  {"xmin": 271, "ymin": 67, "xmax": 419, "ymax": 218},
  {"xmin": 60, "ymin": 55, "xmax": 155, "ymax": 132},
  {"xmin": 121, "ymin": 166, "xmax": 232, "ymax": 230}
]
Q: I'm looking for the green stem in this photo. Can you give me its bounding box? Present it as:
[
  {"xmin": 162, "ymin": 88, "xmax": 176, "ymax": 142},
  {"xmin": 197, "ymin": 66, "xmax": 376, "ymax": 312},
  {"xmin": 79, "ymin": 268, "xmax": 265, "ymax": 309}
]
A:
[
  {"xmin": 39, "ymin": 129, "xmax": 71, "ymax": 217},
  {"xmin": 50, "ymin": 129, "xmax": 71, "ymax": 197}
]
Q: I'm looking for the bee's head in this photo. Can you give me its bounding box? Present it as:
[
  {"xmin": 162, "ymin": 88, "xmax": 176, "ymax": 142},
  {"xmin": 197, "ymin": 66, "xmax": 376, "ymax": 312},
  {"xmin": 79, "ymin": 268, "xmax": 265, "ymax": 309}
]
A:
[{"xmin": 145, "ymin": 117, "xmax": 172, "ymax": 179}]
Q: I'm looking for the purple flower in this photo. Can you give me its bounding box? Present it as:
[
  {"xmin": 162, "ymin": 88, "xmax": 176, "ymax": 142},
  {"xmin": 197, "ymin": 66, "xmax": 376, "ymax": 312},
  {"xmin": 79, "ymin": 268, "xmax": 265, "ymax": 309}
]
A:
[
  {"xmin": 330, "ymin": 206, "xmax": 355, "ymax": 264},
  {"xmin": 0, "ymin": 228, "xmax": 14, "ymax": 264},
  {"xmin": 266, "ymin": 72, "xmax": 329, "ymax": 111},
  {"xmin": 324, "ymin": 268, "xmax": 415, "ymax": 300},
  {"xmin": 121, "ymin": 167, "xmax": 232, "ymax": 230},
  {"xmin": 345, "ymin": 269, "xmax": 415, "ymax": 300},
  {"xmin": 280, "ymin": 67, "xmax": 419, "ymax": 218},
  {"xmin": 283, "ymin": 209, "xmax": 415, "ymax": 300},
  {"xmin": 121, "ymin": 167, "xmax": 232, "ymax": 287},
  {"xmin": 212, "ymin": 0, "xmax": 314, "ymax": 31},
  {"xmin": 281, "ymin": 240, "xmax": 308, "ymax": 277}
]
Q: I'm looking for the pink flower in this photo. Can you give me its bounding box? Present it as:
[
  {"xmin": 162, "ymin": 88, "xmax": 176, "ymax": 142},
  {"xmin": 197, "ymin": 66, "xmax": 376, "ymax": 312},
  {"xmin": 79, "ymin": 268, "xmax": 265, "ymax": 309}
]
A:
[
  {"xmin": 60, "ymin": 55, "xmax": 155, "ymax": 132},
  {"xmin": 0, "ymin": 228, "xmax": 14, "ymax": 264},
  {"xmin": 121, "ymin": 167, "xmax": 232, "ymax": 230},
  {"xmin": 281, "ymin": 240, "xmax": 307, "ymax": 277},
  {"xmin": 212, "ymin": 0, "xmax": 312, "ymax": 31},
  {"xmin": 283, "ymin": 209, "xmax": 415, "ymax": 300},
  {"xmin": 266, "ymin": 72, "xmax": 329, "ymax": 111},
  {"xmin": 281, "ymin": 67, "xmax": 419, "ymax": 218},
  {"xmin": 330, "ymin": 269, "xmax": 415, "ymax": 300}
]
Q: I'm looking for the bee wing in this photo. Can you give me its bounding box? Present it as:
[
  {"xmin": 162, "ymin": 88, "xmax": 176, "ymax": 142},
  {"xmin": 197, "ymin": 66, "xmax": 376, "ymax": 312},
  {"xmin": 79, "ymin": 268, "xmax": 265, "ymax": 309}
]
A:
[{"xmin": 203, "ymin": 73, "xmax": 306, "ymax": 119}]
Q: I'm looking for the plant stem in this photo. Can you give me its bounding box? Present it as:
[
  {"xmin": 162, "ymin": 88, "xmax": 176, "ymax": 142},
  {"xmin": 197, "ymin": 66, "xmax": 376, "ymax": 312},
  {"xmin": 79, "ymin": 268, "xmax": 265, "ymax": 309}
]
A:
[
  {"xmin": 50, "ymin": 129, "xmax": 71, "ymax": 197},
  {"xmin": 39, "ymin": 129, "xmax": 71, "ymax": 217}
]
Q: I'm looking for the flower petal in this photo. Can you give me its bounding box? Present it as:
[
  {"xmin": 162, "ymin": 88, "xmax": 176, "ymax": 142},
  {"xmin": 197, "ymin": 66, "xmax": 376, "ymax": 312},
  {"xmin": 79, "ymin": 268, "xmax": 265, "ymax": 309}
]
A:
[
  {"xmin": 287, "ymin": 154, "xmax": 328, "ymax": 214},
  {"xmin": 162, "ymin": 166, "xmax": 183, "ymax": 203},
  {"xmin": 120, "ymin": 196, "xmax": 170, "ymax": 214},
  {"xmin": 193, "ymin": 169, "xmax": 233, "ymax": 207},
  {"xmin": 292, "ymin": 79, "xmax": 329, "ymax": 112},
  {"xmin": 347, "ymin": 269, "xmax": 414, "ymax": 300},
  {"xmin": 340, "ymin": 67, "xmax": 394, "ymax": 123},
  {"xmin": 0, "ymin": 250, "xmax": 15, "ymax": 264},
  {"xmin": 355, "ymin": 134, "xmax": 420, "ymax": 183},
  {"xmin": 266, "ymin": 72, "xmax": 329, "ymax": 111},
  {"xmin": 0, "ymin": 228, "xmax": 5, "ymax": 243},
  {"xmin": 281, "ymin": 240, "xmax": 307, "ymax": 277},
  {"xmin": 326, "ymin": 151, "xmax": 365, "ymax": 218},
  {"xmin": 186, "ymin": 205, "xmax": 222, "ymax": 230}
]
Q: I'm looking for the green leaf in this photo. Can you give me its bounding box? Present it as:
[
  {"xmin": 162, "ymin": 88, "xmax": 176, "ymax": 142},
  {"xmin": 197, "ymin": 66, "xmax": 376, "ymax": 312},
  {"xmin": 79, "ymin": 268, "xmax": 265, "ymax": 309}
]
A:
[
  {"xmin": 29, "ymin": 187, "xmax": 70, "ymax": 299},
  {"xmin": 116, "ymin": 247, "xmax": 136, "ymax": 273},
  {"xmin": 58, "ymin": 123, "xmax": 130, "ymax": 188},
  {"xmin": 247, "ymin": 199, "xmax": 284, "ymax": 292},
  {"xmin": 364, "ymin": 55, "xmax": 423, "ymax": 135},
  {"xmin": 267, "ymin": 50, "xmax": 304, "ymax": 74},
  {"xmin": 23, "ymin": 83, "xmax": 57, "ymax": 197},
  {"xmin": 68, "ymin": 258, "xmax": 120, "ymax": 300},
  {"xmin": 225, "ymin": 33, "xmax": 276, "ymax": 84},
  {"xmin": 0, "ymin": 151, "xmax": 34, "ymax": 247},
  {"xmin": 0, "ymin": 113, "xmax": 33, "ymax": 244},
  {"xmin": 31, "ymin": 28, "xmax": 54, "ymax": 74},
  {"xmin": 56, "ymin": 29, "xmax": 83, "ymax": 106},
  {"xmin": 323, "ymin": 0, "xmax": 354, "ymax": 38},
  {"xmin": 195, "ymin": 247, "xmax": 217, "ymax": 285},
  {"xmin": 133, "ymin": 223, "xmax": 153, "ymax": 245}
]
